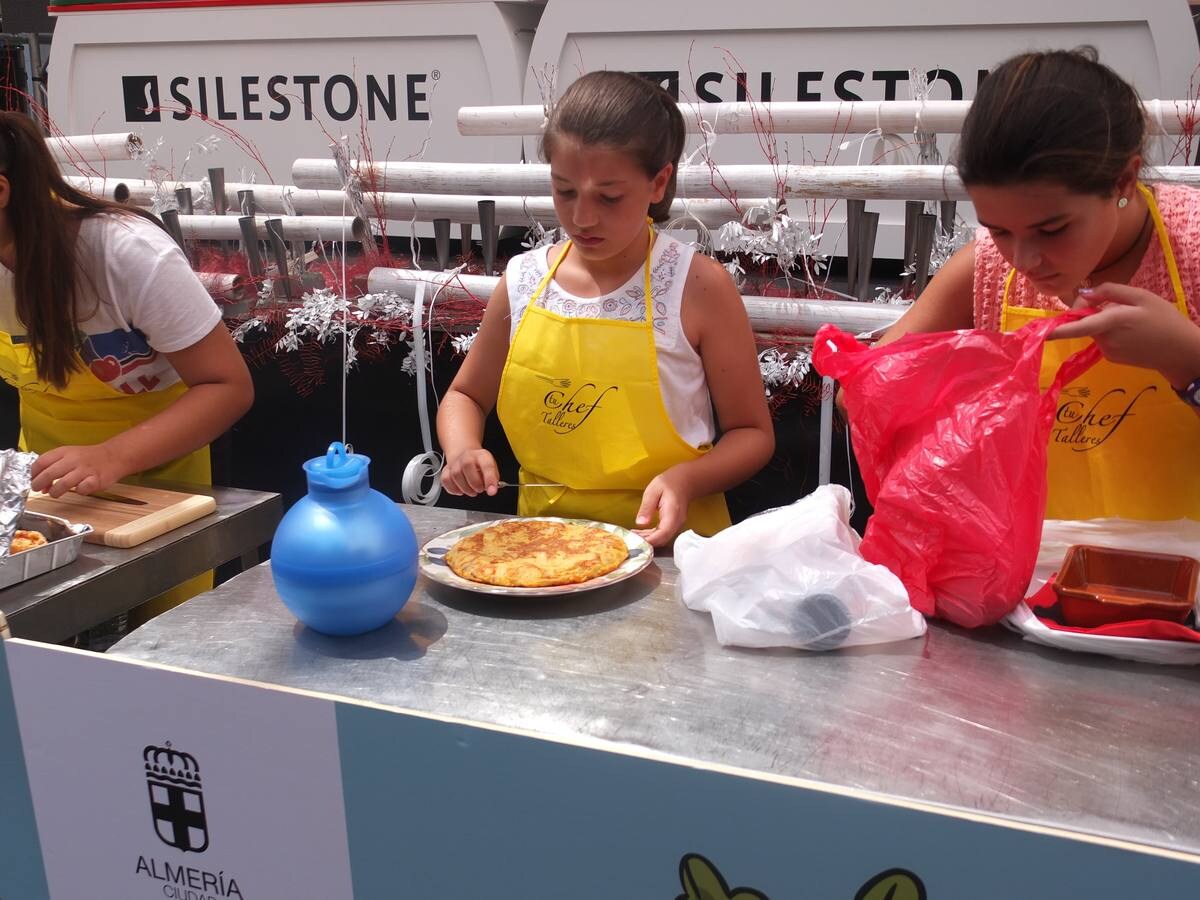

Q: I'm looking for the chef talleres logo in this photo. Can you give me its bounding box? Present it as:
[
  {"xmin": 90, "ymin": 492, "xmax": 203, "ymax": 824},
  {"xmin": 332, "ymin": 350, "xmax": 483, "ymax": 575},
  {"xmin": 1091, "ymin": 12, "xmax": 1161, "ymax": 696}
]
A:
[
  {"xmin": 144, "ymin": 743, "xmax": 209, "ymax": 853},
  {"xmin": 1053, "ymin": 384, "xmax": 1156, "ymax": 452},
  {"xmin": 537, "ymin": 374, "xmax": 619, "ymax": 435}
]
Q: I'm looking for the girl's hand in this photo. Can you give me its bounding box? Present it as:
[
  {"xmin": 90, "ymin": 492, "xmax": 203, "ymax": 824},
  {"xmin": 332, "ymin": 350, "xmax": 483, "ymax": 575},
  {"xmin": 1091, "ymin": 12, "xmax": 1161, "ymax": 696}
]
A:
[
  {"xmin": 31, "ymin": 443, "xmax": 128, "ymax": 497},
  {"xmin": 1053, "ymin": 283, "xmax": 1200, "ymax": 387},
  {"xmin": 441, "ymin": 448, "xmax": 500, "ymax": 497},
  {"xmin": 634, "ymin": 467, "xmax": 694, "ymax": 548}
]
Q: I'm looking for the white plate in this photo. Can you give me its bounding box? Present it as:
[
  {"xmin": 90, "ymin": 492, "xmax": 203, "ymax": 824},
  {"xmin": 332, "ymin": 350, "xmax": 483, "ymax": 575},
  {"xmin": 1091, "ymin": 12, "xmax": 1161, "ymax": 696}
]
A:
[{"xmin": 419, "ymin": 517, "xmax": 655, "ymax": 597}]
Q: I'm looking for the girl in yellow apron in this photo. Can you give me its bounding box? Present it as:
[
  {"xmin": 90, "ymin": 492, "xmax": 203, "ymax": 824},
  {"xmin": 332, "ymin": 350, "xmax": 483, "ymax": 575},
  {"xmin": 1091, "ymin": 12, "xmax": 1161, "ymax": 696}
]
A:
[
  {"xmin": 868, "ymin": 48, "xmax": 1200, "ymax": 521},
  {"xmin": 437, "ymin": 71, "xmax": 774, "ymax": 546},
  {"xmin": 0, "ymin": 112, "xmax": 253, "ymax": 624}
]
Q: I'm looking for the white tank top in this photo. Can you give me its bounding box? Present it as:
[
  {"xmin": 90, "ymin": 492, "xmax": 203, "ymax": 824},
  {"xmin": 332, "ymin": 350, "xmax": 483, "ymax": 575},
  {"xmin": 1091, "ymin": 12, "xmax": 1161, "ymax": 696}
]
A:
[{"xmin": 506, "ymin": 233, "xmax": 716, "ymax": 448}]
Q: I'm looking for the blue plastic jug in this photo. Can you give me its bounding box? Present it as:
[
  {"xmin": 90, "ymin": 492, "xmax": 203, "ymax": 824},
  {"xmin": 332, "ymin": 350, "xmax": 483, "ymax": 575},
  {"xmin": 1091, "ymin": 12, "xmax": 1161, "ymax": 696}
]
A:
[{"xmin": 272, "ymin": 442, "xmax": 418, "ymax": 636}]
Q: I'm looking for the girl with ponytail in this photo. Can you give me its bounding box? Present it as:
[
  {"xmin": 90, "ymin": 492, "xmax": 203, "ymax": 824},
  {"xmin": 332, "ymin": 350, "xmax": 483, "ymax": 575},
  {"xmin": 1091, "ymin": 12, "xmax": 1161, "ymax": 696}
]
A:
[{"xmin": 438, "ymin": 70, "xmax": 772, "ymax": 545}]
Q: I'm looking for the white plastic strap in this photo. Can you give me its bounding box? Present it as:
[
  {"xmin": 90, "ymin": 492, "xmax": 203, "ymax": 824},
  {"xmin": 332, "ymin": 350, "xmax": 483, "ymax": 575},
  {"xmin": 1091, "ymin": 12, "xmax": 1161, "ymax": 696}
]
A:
[
  {"xmin": 818, "ymin": 375, "xmax": 834, "ymax": 486},
  {"xmin": 402, "ymin": 280, "xmax": 444, "ymax": 505}
]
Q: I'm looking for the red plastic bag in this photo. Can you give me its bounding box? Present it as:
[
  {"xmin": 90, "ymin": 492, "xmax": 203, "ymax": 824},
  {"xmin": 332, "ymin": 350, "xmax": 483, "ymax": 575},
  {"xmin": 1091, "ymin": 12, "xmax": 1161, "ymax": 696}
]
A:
[{"xmin": 812, "ymin": 314, "xmax": 1100, "ymax": 628}]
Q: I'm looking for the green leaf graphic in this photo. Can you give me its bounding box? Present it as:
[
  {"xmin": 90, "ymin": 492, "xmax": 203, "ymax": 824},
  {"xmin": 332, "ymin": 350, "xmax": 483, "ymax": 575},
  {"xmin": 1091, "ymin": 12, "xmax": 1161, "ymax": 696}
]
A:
[
  {"xmin": 676, "ymin": 854, "xmax": 769, "ymax": 900},
  {"xmin": 854, "ymin": 869, "xmax": 927, "ymax": 900}
]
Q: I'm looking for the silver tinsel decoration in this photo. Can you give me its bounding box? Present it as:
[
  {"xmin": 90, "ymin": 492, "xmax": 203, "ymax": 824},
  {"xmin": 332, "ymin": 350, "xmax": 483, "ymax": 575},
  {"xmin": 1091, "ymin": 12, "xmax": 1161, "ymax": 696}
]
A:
[
  {"xmin": 231, "ymin": 287, "xmax": 413, "ymax": 374},
  {"xmin": 908, "ymin": 68, "xmax": 941, "ymax": 166},
  {"xmin": 133, "ymin": 133, "xmax": 221, "ymax": 213},
  {"xmin": 399, "ymin": 339, "xmax": 419, "ymax": 376},
  {"xmin": 451, "ymin": 329, "xmax": 478, "ymax": 354},
  {"xmin": 713, "ymin": 209, "xmax": 828, "ymax": 278},
  {"xmin": 887, "ymin": 217, "xmax": 972, "ymax": 302},
  {"xmin": 758, "ymin": 346, "xmax": 812, "ymax": 393},
  {"xmin": 929, "ymin": 218, "xmax": 973, "ymax": 272},
  {"xmin": 873, "ymin": 285, "xmax": 910, "ymax": 306},
  {"xmin": 522, "ymin": 221, "xmax": 563, "ymax": 251},
  {"xmin": 331, "ymin": 138, "xmax": 369, "ymax": 223}
]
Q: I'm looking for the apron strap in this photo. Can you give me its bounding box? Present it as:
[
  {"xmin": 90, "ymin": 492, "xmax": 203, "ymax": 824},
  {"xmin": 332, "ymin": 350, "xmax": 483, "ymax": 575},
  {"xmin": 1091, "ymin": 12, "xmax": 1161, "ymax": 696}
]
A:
[
  {"xmin": 1138, "ymin": 182, "xmax": 1189, "ymax": 315},
  {"xmin": 530, "ymin": 242, "xmax": 572, "ymax": 307},
  {"xmin": 529, "ymin": 224, "xmax": 656, "ymax": 313},
  {"xmin": 1002, "ymin": 268, "xmax": 1018, "ymax": 307}
]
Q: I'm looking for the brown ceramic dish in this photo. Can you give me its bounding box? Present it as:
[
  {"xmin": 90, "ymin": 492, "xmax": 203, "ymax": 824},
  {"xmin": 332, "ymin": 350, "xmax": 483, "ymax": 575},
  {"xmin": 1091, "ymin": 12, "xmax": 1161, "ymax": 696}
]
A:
[{"xmin": 1053, "ymin": 545, "xmax": 1199, "ymax": 628}]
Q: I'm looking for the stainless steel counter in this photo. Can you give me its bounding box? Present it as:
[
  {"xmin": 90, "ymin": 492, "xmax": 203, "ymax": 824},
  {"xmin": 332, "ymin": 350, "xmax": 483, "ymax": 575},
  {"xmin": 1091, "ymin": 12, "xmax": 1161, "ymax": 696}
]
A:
[
  {"xmin": 110, "ymin": 504, "xmax": 1200, "ymax": 857},
  {"xmin": 2, "ymin": 485, "xmax": 282, "ymax": 642}
]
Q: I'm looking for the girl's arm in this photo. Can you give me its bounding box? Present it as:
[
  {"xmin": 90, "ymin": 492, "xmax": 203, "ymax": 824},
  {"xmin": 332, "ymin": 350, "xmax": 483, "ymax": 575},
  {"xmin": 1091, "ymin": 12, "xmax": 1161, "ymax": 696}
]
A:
[
  {"xmin": 635, "ymin": 254, "xmax": 775, "ymax": 546},
  {"xmin": 31, "ymin": 323, "xmax": 253, "ymax": 495},
  {"xmin": 873, "ymin": 241, "xmax": 977, "ymax": 347},
  {"xmin": 437, "ymin": 275, "xmax": 511, "ymax": 496}
]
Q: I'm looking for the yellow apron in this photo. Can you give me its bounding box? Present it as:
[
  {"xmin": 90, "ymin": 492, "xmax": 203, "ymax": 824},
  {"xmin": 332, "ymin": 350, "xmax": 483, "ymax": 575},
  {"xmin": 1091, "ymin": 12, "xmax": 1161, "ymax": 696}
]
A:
[
  {"xmin": 496, "ymin": 226, "xmax": 731, "ymax": 535},
  {"xmin": 0, "ymin": 330, "xmax": 213, "ymax": 623},
  {"xmin": 1000, "ymin": 183, "xmax": 1200, "ymax": 520}
]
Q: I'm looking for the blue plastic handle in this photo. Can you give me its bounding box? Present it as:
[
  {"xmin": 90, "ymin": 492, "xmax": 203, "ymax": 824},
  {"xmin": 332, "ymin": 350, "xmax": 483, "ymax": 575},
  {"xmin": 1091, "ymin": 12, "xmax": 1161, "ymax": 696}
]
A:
[{"xmin": 326, "ymin": 441, "xmax": 349, "ymax": 469}]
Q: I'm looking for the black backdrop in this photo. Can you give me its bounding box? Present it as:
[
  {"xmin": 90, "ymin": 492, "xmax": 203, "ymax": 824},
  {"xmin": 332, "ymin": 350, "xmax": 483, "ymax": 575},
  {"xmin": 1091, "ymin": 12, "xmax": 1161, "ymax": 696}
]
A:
[
  {"xmin": 222, "ymin": 333, "xmax": 872, "ymax": 527},
  {"xmin": 0, "ymin": 335, "xmax": 871, "ymax": 555}
]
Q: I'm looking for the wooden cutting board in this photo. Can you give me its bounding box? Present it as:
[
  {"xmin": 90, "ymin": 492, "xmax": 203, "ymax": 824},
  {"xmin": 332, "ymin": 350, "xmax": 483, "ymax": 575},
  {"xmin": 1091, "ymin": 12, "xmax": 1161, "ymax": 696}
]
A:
[{"xmin": 25, "ymin": 483, "xmax": 217, "ymax": 549}]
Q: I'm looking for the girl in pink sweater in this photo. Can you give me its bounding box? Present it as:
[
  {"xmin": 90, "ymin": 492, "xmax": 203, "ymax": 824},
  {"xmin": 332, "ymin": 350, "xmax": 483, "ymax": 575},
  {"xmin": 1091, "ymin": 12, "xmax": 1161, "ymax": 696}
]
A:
[{"xmin": 875, "ymin": 47, "xmax": 1200, "ymax": 520}]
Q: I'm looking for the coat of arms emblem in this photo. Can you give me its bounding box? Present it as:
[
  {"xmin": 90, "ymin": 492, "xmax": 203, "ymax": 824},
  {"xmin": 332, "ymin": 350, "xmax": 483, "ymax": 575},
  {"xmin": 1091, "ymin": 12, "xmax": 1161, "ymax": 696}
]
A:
[{"xmin": 143, "ymin": 743, "xmax": 209, "ymax": 853}]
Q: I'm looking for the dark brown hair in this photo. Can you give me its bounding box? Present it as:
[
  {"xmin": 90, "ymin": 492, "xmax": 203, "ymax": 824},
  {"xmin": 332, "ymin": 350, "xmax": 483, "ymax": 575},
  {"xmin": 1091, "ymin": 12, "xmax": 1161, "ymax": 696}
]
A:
[
  {"xmin": 0, "ymin": 111, "xmax": 167, "ymax": 388},
  {"xmin": 956, "ymin": 47, "xmax": 1146, "ymax": 196},
  {"xmin": 541, "ymin": 70, "xmax": 685, "ymax": 223}
]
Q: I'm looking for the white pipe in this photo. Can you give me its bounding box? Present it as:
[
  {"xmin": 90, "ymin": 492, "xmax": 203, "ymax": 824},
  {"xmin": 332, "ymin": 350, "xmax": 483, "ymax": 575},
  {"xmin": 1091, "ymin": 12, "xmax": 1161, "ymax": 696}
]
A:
[
  {"xmin": 197, "ymin": 272, "xmax": 248, "ymax": 302},
  {"xmin": 64, "ymin": 175, "xmax": 763, "ymax": 228},
  {"xmin": 65, "ymin": 176, "xmax": 350, "ymax": 215},
  {"xmin": 366, "ymin": 267, "xmax": 903, "ymax": 336},
  {"xmin": 215, "ymin": 182, "xmax": 347, "ymax": 216},
  {"xmin": 178, "ymin": 214, "xmax": 369, "ymax": 242},
  {"xmin": 292, "ymin": 159, "xmax": 975, "ymax": 199},
  {"xmin": 63, "ymin": 175, "xmax": 197, "ymax": 207},
  {"xmin": 294, "ymin": 159, "xmax": 961, "ymax": 199},
  {"xmin": 459, "ymin": 99, "xmax": 1200, "ymax": 137},
  {"xmin": 295, "ymin": 159, "xmax": 1200, "ymax": 202},
  {"xmin": 310, "ymin": 193, "xmax": 761, "ymax": 227},
  {"xmin": 49, "ymin": 132, "xmax": 142, "ymax": 164}
]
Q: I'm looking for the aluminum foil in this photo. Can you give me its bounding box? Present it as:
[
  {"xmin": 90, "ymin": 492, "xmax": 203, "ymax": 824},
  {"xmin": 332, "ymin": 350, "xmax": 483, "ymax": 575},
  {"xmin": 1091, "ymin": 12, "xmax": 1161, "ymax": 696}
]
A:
[{"xmin": 0, "ymin": 449, "xmax": 36, "ymax": 559}]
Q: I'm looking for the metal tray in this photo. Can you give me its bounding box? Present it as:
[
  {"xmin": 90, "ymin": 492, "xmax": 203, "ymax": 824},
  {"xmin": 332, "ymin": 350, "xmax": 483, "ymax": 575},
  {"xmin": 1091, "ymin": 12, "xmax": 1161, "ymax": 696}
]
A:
[{"xmin": 0, "ymin": 511, "xmax": 93, "ymax": 590}]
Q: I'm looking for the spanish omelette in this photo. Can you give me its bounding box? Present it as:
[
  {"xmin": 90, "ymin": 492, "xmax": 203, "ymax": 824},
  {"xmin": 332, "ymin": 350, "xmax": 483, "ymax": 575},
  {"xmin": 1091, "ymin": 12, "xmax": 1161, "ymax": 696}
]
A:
[{"xmin": 445, "ymin": 519, "xmax": 629, "ymax": 587}]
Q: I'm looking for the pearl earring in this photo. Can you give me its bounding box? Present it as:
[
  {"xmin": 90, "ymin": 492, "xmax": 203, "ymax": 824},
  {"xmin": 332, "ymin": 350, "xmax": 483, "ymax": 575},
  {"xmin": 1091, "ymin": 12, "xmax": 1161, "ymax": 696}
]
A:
[{"xmin": 1118, "ymin": 196, "xmax": 1129, "ymax": 209}]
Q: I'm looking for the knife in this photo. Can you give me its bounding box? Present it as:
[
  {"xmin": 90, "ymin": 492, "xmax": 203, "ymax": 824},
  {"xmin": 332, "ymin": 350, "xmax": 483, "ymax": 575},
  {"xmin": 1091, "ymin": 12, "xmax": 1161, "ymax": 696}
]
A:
[
  {"xmin": 89, "ymin": 489, "xmax": 148, "ymax": 506},
  {"xmin": 496, "ymin": 481, "xmax": 565, "ymax": 489},
  {"xmin": 30, "ymin": 488, "xmax": 148, "ymax": 506}
]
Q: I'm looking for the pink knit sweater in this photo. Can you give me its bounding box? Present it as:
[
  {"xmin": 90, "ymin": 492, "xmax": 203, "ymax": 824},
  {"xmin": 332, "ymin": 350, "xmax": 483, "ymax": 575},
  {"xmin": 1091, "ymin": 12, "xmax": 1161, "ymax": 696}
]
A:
[{"xmin": 973, "ymin": 183, "xmax": 1200, "ymax": 331}]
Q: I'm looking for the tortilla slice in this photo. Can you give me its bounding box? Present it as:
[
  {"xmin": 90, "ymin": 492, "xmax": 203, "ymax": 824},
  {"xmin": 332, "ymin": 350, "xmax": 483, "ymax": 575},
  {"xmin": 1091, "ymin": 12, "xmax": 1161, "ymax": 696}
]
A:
[{"xmin": 445, "ymin": 519, "xmax": 628, "ymax": 588}]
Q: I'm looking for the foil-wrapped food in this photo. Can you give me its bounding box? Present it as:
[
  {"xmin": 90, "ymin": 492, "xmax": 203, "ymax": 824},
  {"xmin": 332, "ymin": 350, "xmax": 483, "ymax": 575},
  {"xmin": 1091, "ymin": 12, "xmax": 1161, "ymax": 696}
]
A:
[
  {"xmin": 0, "ymin": 450, "xmax": 92, "ymax": 594},
  {"xmin": 0, "ymin": 449, "xmax": 37, "ymax": 559}
]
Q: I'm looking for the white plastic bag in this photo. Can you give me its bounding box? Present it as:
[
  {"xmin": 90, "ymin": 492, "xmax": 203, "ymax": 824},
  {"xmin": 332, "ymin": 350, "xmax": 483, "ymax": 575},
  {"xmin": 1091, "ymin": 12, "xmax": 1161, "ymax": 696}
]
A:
[
  {"xmin": 1004, "ymin": 518, "xmax": 1200, "ymax": 665},
  {"xmin": 675, "ymin": 485, "xmax": 926, "ymax": 650}
]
